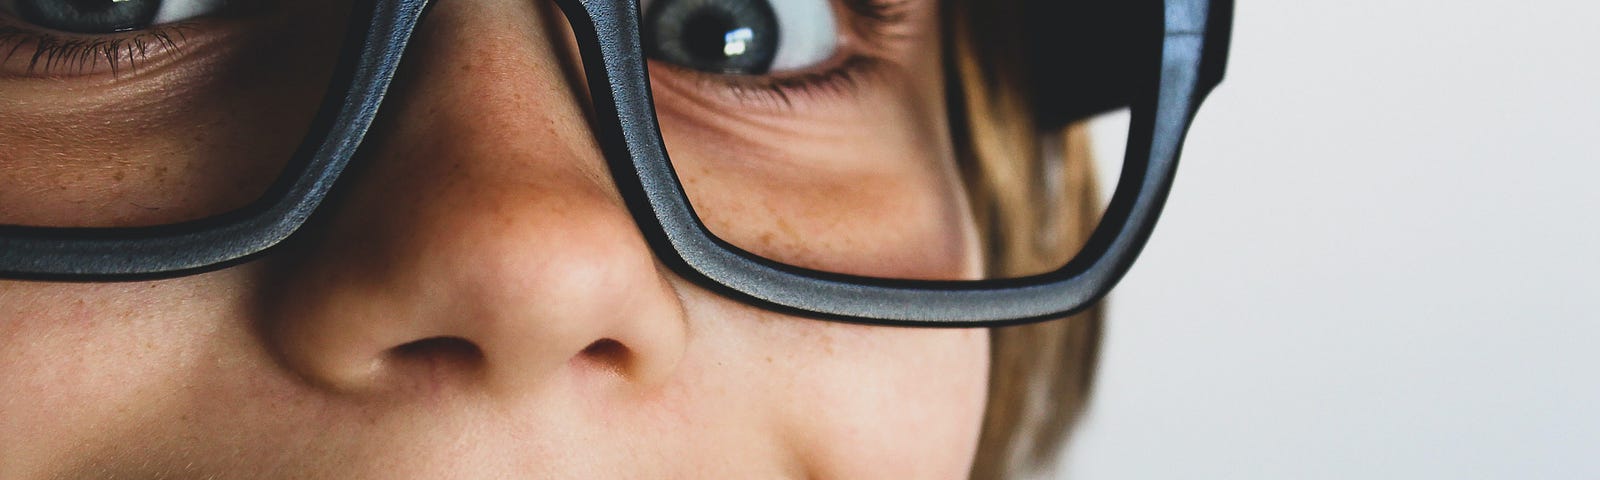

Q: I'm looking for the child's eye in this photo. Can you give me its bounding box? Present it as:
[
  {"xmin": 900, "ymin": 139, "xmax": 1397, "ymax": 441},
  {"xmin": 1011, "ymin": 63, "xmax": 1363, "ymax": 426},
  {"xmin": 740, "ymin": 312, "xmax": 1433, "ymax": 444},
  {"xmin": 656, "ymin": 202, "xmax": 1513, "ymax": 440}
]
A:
[
  {"xmin": 0, "ymin": 0, "xmax": 232, "ymax": 33},
  {"xmin": 641, "ymin": 0, "xmax": 838, "ymax": 75}
]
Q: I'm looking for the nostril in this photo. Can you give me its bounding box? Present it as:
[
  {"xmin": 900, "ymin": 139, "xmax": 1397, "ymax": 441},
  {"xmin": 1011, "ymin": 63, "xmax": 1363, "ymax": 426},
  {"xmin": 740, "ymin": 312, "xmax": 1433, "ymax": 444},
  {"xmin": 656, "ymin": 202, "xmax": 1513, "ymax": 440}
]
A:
[
  {"xmin": 577, "ymin": 338, "xmax": 631, "ymax": 373},
  {"xmin": 388, "ymin": 336, "xmax": 486, "ymax": 375}
]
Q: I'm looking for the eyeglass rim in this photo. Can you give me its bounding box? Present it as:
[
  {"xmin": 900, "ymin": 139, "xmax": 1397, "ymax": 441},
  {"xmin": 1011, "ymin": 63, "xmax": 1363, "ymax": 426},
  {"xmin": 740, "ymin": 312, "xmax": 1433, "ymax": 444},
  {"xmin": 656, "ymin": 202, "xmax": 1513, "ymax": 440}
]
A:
[
  {"xmin": 0, "ymin": 0, "xmax": 428, "ymax": 279},
  {"xmin": 0, "ymin": 0, "xmax": 1231, "ymax": 327},
  {"xmin": 568, "ymin": 0, "xmax": 1231, "ymax": 326}
]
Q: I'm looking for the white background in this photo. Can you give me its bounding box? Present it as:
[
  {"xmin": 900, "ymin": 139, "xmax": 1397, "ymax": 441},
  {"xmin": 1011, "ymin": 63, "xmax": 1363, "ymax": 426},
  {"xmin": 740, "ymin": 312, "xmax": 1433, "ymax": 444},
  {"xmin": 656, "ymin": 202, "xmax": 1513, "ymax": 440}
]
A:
[{"xmin": 1061, "ymin": 1, "xmax": 1600, "ymax": 478}]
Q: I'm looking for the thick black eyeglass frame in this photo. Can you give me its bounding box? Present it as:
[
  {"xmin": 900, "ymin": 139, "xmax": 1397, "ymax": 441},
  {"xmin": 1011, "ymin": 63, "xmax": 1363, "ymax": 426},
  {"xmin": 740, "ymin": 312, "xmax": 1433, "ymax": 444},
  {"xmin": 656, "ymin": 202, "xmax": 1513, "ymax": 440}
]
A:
[{"xmin": 0, "ymin": 0, "xmax": 1230, "ymax": 327}]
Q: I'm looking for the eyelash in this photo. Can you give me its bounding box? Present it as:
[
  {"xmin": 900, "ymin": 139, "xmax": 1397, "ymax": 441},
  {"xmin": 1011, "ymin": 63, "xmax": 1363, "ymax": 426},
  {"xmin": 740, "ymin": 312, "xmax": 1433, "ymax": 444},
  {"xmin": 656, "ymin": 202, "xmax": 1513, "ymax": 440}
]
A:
[{"xmin": 0, "ymin": 23, "xmax": 195, "ymax": 77}]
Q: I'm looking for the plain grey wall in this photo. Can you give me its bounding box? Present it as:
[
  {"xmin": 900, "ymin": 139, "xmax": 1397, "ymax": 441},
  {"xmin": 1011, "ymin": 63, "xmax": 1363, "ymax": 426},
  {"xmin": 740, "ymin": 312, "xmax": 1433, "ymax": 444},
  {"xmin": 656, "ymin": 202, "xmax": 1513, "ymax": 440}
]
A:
[{"xmin": 1061, "ymin": 1, "xmax": 1600, "ymax": 478}]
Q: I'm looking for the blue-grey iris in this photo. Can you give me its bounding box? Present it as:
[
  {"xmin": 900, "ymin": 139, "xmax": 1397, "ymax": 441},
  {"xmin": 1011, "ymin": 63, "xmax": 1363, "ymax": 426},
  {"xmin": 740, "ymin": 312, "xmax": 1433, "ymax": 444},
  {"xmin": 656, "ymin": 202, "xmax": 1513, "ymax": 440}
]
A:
[
  {"xmin": 644, "ymin": 0, "xmax": 780, "ymax": 75},
  {"xmin": 15, "ymin": 0, "xmax": 162, "ymax": 34}
]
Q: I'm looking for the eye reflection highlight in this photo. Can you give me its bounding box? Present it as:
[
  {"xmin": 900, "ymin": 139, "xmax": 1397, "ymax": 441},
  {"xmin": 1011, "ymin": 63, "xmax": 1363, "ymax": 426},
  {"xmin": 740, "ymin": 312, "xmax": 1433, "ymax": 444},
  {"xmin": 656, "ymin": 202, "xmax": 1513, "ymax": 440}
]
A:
[{"xmin": 723, "ymin": 26, "xmax": 752, "ymax": 56}]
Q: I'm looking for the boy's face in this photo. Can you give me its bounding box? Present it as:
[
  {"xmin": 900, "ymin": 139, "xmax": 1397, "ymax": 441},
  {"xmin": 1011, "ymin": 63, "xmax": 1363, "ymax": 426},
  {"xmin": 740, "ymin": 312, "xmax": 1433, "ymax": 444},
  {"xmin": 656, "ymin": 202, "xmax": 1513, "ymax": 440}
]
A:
[{"xmin": 0, "ymin": 0, "xmax": 992, "ymax": 477}]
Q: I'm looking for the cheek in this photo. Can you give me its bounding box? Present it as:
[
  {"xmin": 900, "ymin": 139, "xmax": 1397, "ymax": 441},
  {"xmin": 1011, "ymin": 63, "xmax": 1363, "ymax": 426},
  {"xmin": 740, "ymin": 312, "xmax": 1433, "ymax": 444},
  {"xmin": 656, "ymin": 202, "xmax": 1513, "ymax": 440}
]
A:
[
  {"xmin": 0, "ymin": 280, "xmax": 212, "ymax": 473},
  {"xmin": 809, "ymin": 330, "xmax": 990, "ymax": 478},
  {"xmin": 670, "ymin": 295, "xmax": 991, "ymax": 478},
  {"xmin": 0, "ymin": 85, "xmax": 314, "ymax": 227},
  {"xmin": 0, "ymin": 271, "xmax": 343, "ymax": 477},
  {"xmin": 0, "ymin": 7, "xmax": 344, "ymax": 228},
  {"xmin": 763, "ymin": 318, "xmax": 991, "ymax": 477}
]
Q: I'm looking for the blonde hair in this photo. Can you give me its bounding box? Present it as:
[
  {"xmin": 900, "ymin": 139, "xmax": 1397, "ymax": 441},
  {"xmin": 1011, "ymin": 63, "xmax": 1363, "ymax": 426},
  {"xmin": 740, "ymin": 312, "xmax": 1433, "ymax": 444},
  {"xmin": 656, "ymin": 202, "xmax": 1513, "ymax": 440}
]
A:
[{"xmin": 943, "ymin": 0, "xmax": 1106, "ymax": 477}]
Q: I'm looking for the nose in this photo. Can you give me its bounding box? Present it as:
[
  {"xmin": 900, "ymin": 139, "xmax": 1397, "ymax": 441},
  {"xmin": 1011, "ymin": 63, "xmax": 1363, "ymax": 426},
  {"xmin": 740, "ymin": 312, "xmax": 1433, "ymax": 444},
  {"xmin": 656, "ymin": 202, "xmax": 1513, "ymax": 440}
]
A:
[{"xmin": 262, "ymin": 0, "xmax": 687, "ymax": 396}]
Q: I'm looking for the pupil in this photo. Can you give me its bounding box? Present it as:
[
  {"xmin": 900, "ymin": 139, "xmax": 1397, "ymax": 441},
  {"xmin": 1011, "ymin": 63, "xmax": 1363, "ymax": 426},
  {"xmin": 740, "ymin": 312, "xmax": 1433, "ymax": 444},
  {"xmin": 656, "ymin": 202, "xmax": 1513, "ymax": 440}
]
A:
[
  {"xmin": 682, "ymin": 10, "xmax": 740, "ymax": 63},
  {"xmin": 67, "ymin": 0, "xmax": 125, "ymax": 14}
]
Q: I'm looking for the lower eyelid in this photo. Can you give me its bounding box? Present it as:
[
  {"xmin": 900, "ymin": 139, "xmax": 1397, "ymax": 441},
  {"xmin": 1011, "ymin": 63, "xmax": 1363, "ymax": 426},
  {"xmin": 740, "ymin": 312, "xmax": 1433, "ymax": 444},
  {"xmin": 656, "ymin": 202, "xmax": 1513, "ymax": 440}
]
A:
[
  {"xmin": 651, "ymin": 54, "xmax": 883, "ymax": 113},
  {"xmin": 0, "ymin": 21, "xmax": 202, "ymax": 79}
]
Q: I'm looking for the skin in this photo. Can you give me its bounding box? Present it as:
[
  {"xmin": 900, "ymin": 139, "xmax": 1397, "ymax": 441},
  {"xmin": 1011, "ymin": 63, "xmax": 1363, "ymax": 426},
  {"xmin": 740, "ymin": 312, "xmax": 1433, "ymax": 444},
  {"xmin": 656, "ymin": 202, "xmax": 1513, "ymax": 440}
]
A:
[{"xmin": 0, "ymin": 0, "xmax": 989, "ymax": 478}]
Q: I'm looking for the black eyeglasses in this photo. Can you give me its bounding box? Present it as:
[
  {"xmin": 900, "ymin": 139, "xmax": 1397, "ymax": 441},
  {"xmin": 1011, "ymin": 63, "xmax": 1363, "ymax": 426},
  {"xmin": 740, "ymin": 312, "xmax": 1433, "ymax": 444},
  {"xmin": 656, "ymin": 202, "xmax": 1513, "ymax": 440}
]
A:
[{"xmin": 0, "ymin": 0, "xmax": 1230, "ymax": 327}]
